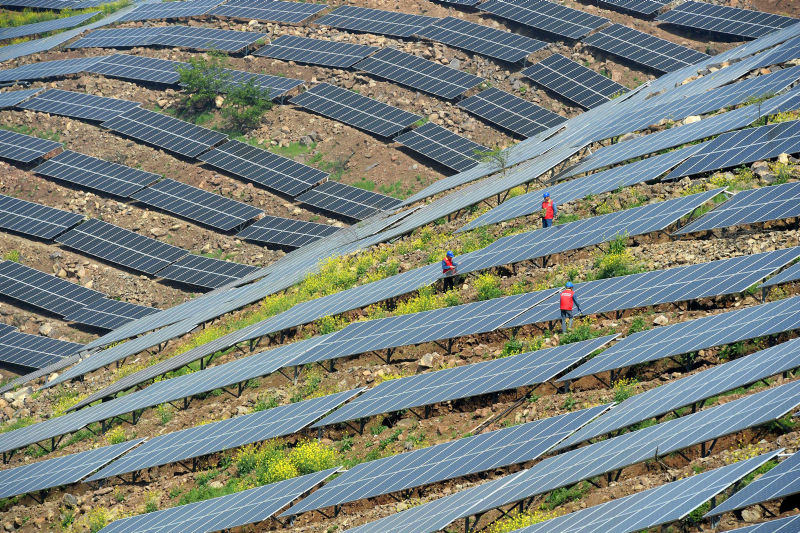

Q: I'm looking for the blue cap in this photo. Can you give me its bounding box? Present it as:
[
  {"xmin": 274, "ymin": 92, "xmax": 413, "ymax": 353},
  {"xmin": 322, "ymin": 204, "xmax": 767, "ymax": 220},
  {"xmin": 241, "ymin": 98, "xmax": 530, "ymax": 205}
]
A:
[
  {"xmin": 447, "ymin": 251, "xmax": 454, "ymax": 258},
  {"xmin": 565, "ymin": 281, "xmax": 573, "ymax": 288},
  {"xmin": 543, "ymin": 192, "xmax": 550, "ymax": 198}
]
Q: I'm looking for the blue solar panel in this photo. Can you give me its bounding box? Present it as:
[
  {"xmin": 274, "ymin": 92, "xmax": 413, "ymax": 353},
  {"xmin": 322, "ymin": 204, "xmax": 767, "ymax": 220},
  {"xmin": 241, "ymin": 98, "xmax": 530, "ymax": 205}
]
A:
[
  {"xmin": 721, "ymin": 515, "xmax": 800, "ymax": 533},
  {"xmin": 315, "ymin": 5, "xmax": 438, "ymax": 38},
  {"xmin": 0, "ymin": 88, "xmax": 41, "ymax": 108},
  {"xmin": 480, "ymin": 0, "xmax": 609, "ymax": 39},
  {"xmin": 0, "ymin": 11, "xmax": 98, "ymax": 40}
]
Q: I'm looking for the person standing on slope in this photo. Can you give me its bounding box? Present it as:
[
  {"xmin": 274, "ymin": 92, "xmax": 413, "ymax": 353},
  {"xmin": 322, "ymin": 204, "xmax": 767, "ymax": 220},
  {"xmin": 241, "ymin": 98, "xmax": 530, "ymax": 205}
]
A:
[
  {"xmin": 542, "ymin": 192, "xmax": 557, "ymax": 228},
  {"xmin": 560, "ymin": 281, "xmax": 583, "ymax": 334}
]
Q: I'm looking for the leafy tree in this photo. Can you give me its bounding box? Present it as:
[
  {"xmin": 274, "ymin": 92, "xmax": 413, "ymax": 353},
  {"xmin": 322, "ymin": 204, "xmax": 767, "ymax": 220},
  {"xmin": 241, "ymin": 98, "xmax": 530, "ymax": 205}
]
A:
[
  {"xmin": 474, "ymin": 145, "xmax": 509, "ymax": 176},
  {"xmin": 176, "ymin": 51, "xmax": 230, "ymax": 112},
  {"xmin": 221, "ymin": 77, "xmax": 272, "ymax": 131}
]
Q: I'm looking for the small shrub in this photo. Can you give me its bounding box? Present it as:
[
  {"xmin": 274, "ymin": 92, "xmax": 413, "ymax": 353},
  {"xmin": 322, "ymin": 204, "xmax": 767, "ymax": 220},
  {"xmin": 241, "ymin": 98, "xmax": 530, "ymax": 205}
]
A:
[
  {"xmin": 612, "ymin": 377, "xmax": 638, "ymax": 403},
  {"xmin": 156, "ymin": 403, "xmax": 173, "ymax": 425},
  {"xmin": 288, "ymin": 439, "xmax": 338, "ymax": 474},
  {"xmin": 86, "ymin": 507, "xmax": 111, "ymax": 533},
  {"xmin": 221, "ymin": 78, "xmax": 273, "ymax": 131},
  {"xmin": 562, "ymin": 394, "xmax": 577, "ymax": 411},
  {"xmin": 252, "ymin": 394, "xmax": 279, "ymax": 412},
  {"xmin": 627, "ymin": 316, "xmax": 649, "ymax": 335},
  {"xmin": 105, "ymin": 426, "xmax": 127, "ymax": 445},
  {"xmin": 177, "ymin": 52, "xmax": 231, "ymax": 112},
  {"xmin": 486, "ymin": 508, "xmax": 561, "ymax": 533},
  {"xmin": 2, "ymin": 250, "xmax": 20, "ymax": 262},
  {"xmin": 143, "ymin": 491, "xmax": 159, "ymax": 513},
  {"xmin": 474, "ymin": 273, "xmax": 502, "ymax": 301}
]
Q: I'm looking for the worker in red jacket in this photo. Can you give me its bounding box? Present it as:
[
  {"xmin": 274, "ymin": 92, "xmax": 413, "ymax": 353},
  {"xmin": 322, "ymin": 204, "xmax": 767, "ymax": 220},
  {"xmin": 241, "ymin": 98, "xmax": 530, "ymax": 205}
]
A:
[
  {"xmin": 442, "ymin": 251, "xmax": 458, "ymax": 292},
  {"xmin": 542, "ymin": 192, "xmax": 557, "ymax": 228},
  {"xmin": 560, "ymin": 281, "xmax": 583, "ymax": 334}
]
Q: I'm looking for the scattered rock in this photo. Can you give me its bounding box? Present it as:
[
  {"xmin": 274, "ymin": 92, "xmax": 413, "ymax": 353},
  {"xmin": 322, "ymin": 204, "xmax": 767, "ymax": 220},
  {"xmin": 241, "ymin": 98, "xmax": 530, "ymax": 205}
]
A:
[
  {"xmin": 653, "ymin": 314, "xmax": 669, "ymax": 326},
  {"xmin": 418, "ymin": 352, "xmax": 441, "ymax": 368},
  {"xmin": 38, "ymin": 323, "xmax": 54, "ymax": 337},
  {"xmin": 63, "ymin": 493, "xmax": 78, "ymax": 509}
]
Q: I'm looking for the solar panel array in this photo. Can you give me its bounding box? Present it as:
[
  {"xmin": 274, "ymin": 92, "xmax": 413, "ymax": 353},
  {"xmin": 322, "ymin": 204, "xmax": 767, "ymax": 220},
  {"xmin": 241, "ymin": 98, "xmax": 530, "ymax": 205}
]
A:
[
  {"xmin": 395, "ymin": 122, "xmax": 488, "ymax": 172},
  {"xmin": 0, "ymin": 193, "xmax": 84, "ymax": 239},
  {"xmin": 289, "ymin": 83, "xmax": 422, "ymax": 138},
  {"xmin": 0, "ymin": 56, "xmax": 107, "ymax": 83},
  {"xmin": 296, "ymin": 180, "xmax": 401, "ymax": 220},
  {"xmin": 656, "ymin": 1, "xmax": 798, "ymax": 39},
  {"xmin": 32, "ymin": 150, "xmax": 160, "ymax": 197},
  {"xmin": 236, "ymin": 215, "xmax": 339, "ymax": 248},
  {"xmin": 0, "ymin": 88, "xmax": 41, "ymax": 109},
  {"xmin": 254, "ymin": 35, "xmax": 377, "ymax": 68},
  {"xmin": 102, "ymin": 107, "xmax": 228, "ymax": 158},
  {"xmin": 199, "ymin": 140, "xmax": 327, "ymax": 196},
  {"xmin": 595, "ymin": 0, "xmax": 668, "ymax": 16},
  {"xmin": 0, "ymin": 129, "xmax": 61, "ymax": 163},
  {"xmin": 210, "ymin": 0, "xmax": 328, "ymax": 24},
  {"xmin": 63, "ymin": 297, "xmax": 158, "ymax": 330},
  {"xmin": 0, "ymin": 0, "xmax": 76, "ymax": 9},
  {"xmin": 70, "ymin": 25, "xmax": 266, "ymax": 53},
  {"xmin": 480, "ymin": 0, "xmax": 609, "ymax": 39},
  {"xmin": 0, "ymin": 11, "xmax": 98, "ymax": 41},
  {"xmin": 414, "ymin": 16, "xmax": 547, "ymax": 63},
  {"xmin": 155, "ymin": 254, "xmax": 258, "ymax": 289},
  {"xmin": 315, "ymin": 5, "xmax": 438, "ymax": 38},
  {"xmin": 0, "ymin": 331, "xmax": 83, "ymax": 369},
  {"xmin": 584, "ymin": 24, "xmax": 710, "ymax": 73},
  {"xmin": 56, "ymin": 219, "xmax": 188, "ymax": 275},
  {"xmin": 762, "ymin": 260, "xmax": 800, "ymax": 288},
  {"xmin": 725, "ymin": 515, "xmax": 800, "ymax": 533},
  {"xmin": 18, "ymin": 88, "xmax": 140, "ymax": 122},
  {"xmin": 458, "ymin": 87, "xmax": 566, "ymax": 138},
  {"xmin": 522, "ymin": 54, "xmax": 628, "ymax": 109},
  {"xmin": 118, "ymin": 0, "xmax": 222, "ymax": 22},
  {"xmin": 88, "ymin": 53, "xmax": 183, "ymax": 84},
  {"xmin": 354, "ymin": 48, "xmax": 484, "ymax": 100}
]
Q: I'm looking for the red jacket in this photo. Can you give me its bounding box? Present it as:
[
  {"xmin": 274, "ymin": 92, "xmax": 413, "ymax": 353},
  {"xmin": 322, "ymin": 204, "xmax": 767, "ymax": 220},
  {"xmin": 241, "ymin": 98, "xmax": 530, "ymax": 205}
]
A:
[
  {"xmin": 560, "ymin": 289, "xmax": 575, "ymax": 311},
  {"xmin": 542, "ymin": 200, "xmax": 555, "ymax": 220},
  {"xmin": 442, "ymin": 257, "xmax": 456, "ymax": 274}
]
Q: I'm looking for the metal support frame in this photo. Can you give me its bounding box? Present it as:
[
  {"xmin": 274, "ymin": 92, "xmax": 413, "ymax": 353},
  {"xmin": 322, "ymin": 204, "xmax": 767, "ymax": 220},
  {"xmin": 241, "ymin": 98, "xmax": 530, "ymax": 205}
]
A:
[
  {"xmin": 343, "ymin": 419, "xmax": 366, "ymax": 436},
  {"xmin": 701, "ymin": 438, "xmax": 718, "ymax": 457}
]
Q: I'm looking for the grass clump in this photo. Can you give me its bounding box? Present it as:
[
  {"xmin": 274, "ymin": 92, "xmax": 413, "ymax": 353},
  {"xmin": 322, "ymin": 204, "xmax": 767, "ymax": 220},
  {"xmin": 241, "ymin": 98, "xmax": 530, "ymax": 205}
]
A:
[
  {"xmin": 2, "ymin": 250, "xmax": 20, "ymax": 262},
  {"xmin": 486, "ymin": 508, "xmax": 561, "ymax": 533},
  {"xmin": 105, "ymin": 426, "xmax": 127, "ymax": 445},
  {"xmin": 590, "ymin": 233, "xmax": 644, "ymax": 280},
  {"xmin": 474, "ymin": 273, "xmax": 503, "ymax": 301},
  {"xmin": 612, "ymin": 377, "xmax": 638, "ymax": 403}
]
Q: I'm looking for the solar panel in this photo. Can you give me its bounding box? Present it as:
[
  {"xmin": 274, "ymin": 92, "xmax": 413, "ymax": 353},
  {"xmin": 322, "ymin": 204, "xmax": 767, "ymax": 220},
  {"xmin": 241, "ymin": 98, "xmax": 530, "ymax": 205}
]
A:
[
  {"xmin": 353, "ymin": 48, "xmax": 484, "ymax": 100},
  {"xmin": 593, "ymin": 0, "xmax": 668, "ymax": 16},
  {"xmin": 435, "ymin": 0, "xmax": 480, "ymax": 4},
  {"xmin": 236, "ymin": 215, "xmax": 339, "ymax": 248},
  {"xmin": 522, "ymin": 54, "xmax": 628, "ymax": 109},
  {"xmin": 458, "ymin": 87, "xmax": 566, "ymax": 138},
  {"xmin": 479, "ymin": 0, "xmax": 609, "ymax": 39},
  {"xmin": 32, "ymin": 150, "xmax": 159, "ymax": 197},
  {"xmin": 218, "ymin": 68, "xmax": 303, "ymax": 99},
  {"xmin": 0, "ymin": 260, "xmax": 105, "ymax": 316},
  {"xmin": 155, "ymin": 254, "xmax": 258, "ymax": 289},
  {"xmin": 313, "ymin": 336, "xmax": 615, "ymax": 427},
  {"xmin": 254, "ymin": 35, "xmax": 378, "ymax": 68},
  {"xmin": 0, "ymin": 11, "xmax": 98, "ymax": 41},
  {"xmin": 63, "ymin": 297, "xmax": 159, "ymax": 330},
  {"xmin": 665, "ymin": 120, "xmax": 800, "ymax": 181},
  {"xmin": 198, "ymin": 140, "xmax": 327, "ymax": 197},
  {"xmin": 118, "ymin": 0, "xmax": 222, "ymax": 22},
  {"xmin": 395, "ymin": 122, "xmax": 487, "ymax": 172},
  {"xmin": 563, "ymin": 296, "xmax": 800, "ymax": 381},
  {"xmin": 0, "ymin": 439, "xmax": 143, "ymax": 500},
  {"xmin": 295, "ymin": 180, "xmax": 401, "ymax": 220},
  {"xmin": 722, "ymin": 515, "xmax": 800, "ymax": 533},
  {"xmin": 87, "ymin": 389, "xmax": 359, "ymax": 481},
  {"xmin": 87, "ymin": 53, "xmax": 184, "ymax": 84},
  {"xmin": 284, "ymin": 405, "xmax": 610, "ymax": 516},
  {"xmin": 68, "ymin": 27, "xmax": 164, "ymax": 49},
  {"xmin": 209, "ymin": 0, "xmax": 328, "ymax": 24},
  {"xmin": 0, "ymin": 192, "xmax": 84, "ymax": 239},
  {"xmin": 346, "ymin": 380, "xmax": 800, "ymax": 533},
  {"xmin": 762, "ymin": 261, "xmax": 800, "ymax": 288},
  {"xmin": 513, "ymin": 452, "xmax": 779, "ymax": 533},
  {"xmin": 97, "ymin": 469, "xmax": 337, "ymax": 533},
  {"xmin": 56, "ymin": 219, "xmax": 188, "ymax": 275},
  {"xmin": 17, "ymin": 89, "xmax": 140, "ymax": 121},
  {"xmin": 314, "ymin": 5, "xmax": 438, "ymax": 38},
  {"xmin": 753, "ymin": 36, "xmax": 800, "ymax": 69},
  {"xmin": 70, "ymin": 25, "xmax": 266, "ymax": 53},
  {"xmin": 102, "ymin": 107, "xmax": 228, "ymax": 158},
  {"xmin": 131, "ymin": 178, "xmax": 263, "ymax": 231},
  {"xmin": 656, "ymin": 1, "xmax": 798, "ymax": 39},
  {"xmin": 0, "ymin": 331, "xmax": 83, "ymax": 369},
  {"xmin": 584, "ymin": 24, "xmax": 710, "ymax": 73},
  {"xmin": 0, "ymin": 0, "xmax": 75, "ymax": 9},
  {"xmin": 0, "ymin": 323, "xmax": 16, "ymax": 338},
  {"xmin": 0, "ymin": 129, "xmax": 61, "ymax": 163},
  {"xmin": 414, "ymin": 16, "xmax": 547, "ymax": 63},
  {"xmin": 0, "ymin": 88, "xmax": 41, "ymax": 110}
]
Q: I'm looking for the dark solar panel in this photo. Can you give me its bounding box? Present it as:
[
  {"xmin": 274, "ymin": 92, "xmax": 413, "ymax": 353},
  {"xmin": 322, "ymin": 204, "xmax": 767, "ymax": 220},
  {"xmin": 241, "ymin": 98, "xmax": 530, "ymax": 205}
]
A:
[
  {"xmin": 0, "ymin": 129, "xmax": 61, "ymax": 163},
  {"xmin": 17, "ymin": 88, "xmax": 140, "ymax": 121},
  {"xmin": 102, "ymin": 107, "xmax": 228, "ymax": 158},
  {"xmin": 118, "ymin": 0, "xmax": 222, "ymax": 22},
  {"xmin": 236, "ymin": 215, "xmax": 339, "ymax": 248},
  {"xmin": 63, "ymin": 297, "xmax": 159, "ymax": 330},
  {"xmin": 56, "ymin": 219, "xmax": 188, "ymax": 275},
  {"xmin": 480, "ymin": 0, "xmax": 609, "ymax": 39},
  {"xmin": 656, "ymin": 1, "xmax": 798, "ymax": 39},
  {"xmin": 87, "ymin": 53, "xmax": 184, "ymax": 84},
  {"xmin": 0, "ymin": 0, "xmax": 76, "ymax": 9},
  {"xmin": 0, "ymin": 56, "xmax": 107, "ymax": 83},
  {"xmin": 0, "ymin": 260, "xmax": 105, "ymax": 316},
  {"xmin": 0, "ymin": 11, "xmax": 97, "ymax": 40},
  {"xmin": 0, "ymin": 193, "xmax": 84, "ymax": 239},
  {"xmin": 762, "ymin": 260, "xmax": 800, "ymax": 288},
  {"xmin": 722, "ymin": 515, "xmax": 800, "ymax": 533},
  {"xmin": 70, "ymin": 25, "xmax": 265, "ymax": 53},
  {"xmin": 209, "ymin": 0, "xmax": 328, "ymax": 24},
  {"xmin": 254, "ymin": 35, "xmax": 377, "ymax": 68},
  {"xmin": 0, "ymin": 331, "xmax": 83, "ymax": 369},
  {"xmin": 0, "ymin": 324, "xmax": 16, "ymax": 337},
  {"xmin": 594, "ymin": 0, "xmax": 668, "ymax": 16},
  {"xmin": 0, "ymin": 88, "xmax": 41, "ymax": 109},
  {"xmin": 198, "ymin": 140, "xmax": 327, "ymax": 196},
  {"xmin": 68, "ymin": 27, "xmax": 163, "ymax": 49},
  {"xmin": 155, "ymin": 254, "xmax": 258, "ymax": 289},
  {"xmin": 395, "ymin": 122, "xmax": 488, "ymax": 172},
  {"xmin": 522, "ymin": 54, "xmax": 628, "ymax": 109},
  {"xmin": 584, "ymin": 24, "xmax": 710, "ymax": 73},
  {"xmin": 315, "ymin": 5, "xmax": 438, "ymax": 38},
  {"xmin": 218, "ymin": 68, "xmax": 303, "ymax": 98},
  {"xmin": 458, "ymin": 87, "xmax": 566, "ymax": 138},
  {"xmin": 354, "ymin": 47, "xmax": 484, "ymax": 100},
  {"xmin": 414, "ymin": 16, "xmax": 547, "ymax": 63},
  {"xmin": 296, "ymin": 180, "xmax": 401, "ymax": 220}
]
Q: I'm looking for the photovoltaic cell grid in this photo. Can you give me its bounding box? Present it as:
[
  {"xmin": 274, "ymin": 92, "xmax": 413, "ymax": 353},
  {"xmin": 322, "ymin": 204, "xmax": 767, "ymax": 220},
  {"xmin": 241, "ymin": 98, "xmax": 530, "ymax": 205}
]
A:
[
  {"xmin": 656, "ymin": 1, "xmax": 798, "ymax": 39},
  {"xmin": 87, "ymin": 53, "xmax": 183, "ymax": 84},
  {"xmin": 254, "ymin": 35, "xmax": 377, "ymax": 68},
  {"xmin": 131, "ymin": 178, "xmax": 263, "ymax": 231},
  {"xmin": 209, "ymin": 0, "xmax": 328, "ymax": 24},
  {"xmin": 762, "ymin": 261, "xmax": 800, "ymax": 288},
  {"xmin": 88, "ymin": 389, "xmax": 360, "ymax": 480},
  {"xmin": 414, "ymin": 16, "xmax": 547, "ymax": 63},
  {"xmin": 32, "ymin": 150, "xmax": 160, "ymax": 197},
  {"xmin": 0, "ymin": 193, "xmax": 84, "ymax": 239},
  {"xmin": 155, "ymin": 254, "xmax": 258, "ymax": 289},
  {"xmin": 479, "ymin": 0, "xmax": 609, "ymax": 40},
  {"xmin": 560, "ymin": 335, "xmax": 800, "ymax": 449},
  {"xmin": 0, "ymin": 129, "xmax": 61, "ymax": 163},
  {"xmin": 0, "ymin": 324, "xmax": 15, "ymax": 337},
  {"xmin": 0, "ymin": 88, "xmax": 41, "ymax": 109},
  {"xmin": 102, "ymin": 107, "xmax": 228, "ymax": 158},
  {"xmin": 63, "ymin": 297, "xmax": 159, "ymax": 330},
  {"xmin": 56, "ymin": 219, "xmax": 188, "ymax": 275},
  {"xmin": 17, "ymin": 88, "xmax": 140, "ymax": 121},
  {"xmin": 284, "ymin": 405, "xmax": 610, "ymax": 516},
  {"xmin": 236, "ymin": 215, "xmax": 339, "ymax": 248},
  {"xmin": 70, "ymin": 25, "xmax": 266, "ymax": 53},
  {"xmin": 220, "ymin": 69, "xmax": 303, "ymax": 98},
  {"xmin": 707, "ymin": 449, "xmax": 800, "ymax": 516},
  {"xmin": 563, "ymin": 295, "xmax": 800, "ymax": 381},
  {"xmin": 522, "ymin": 54, "xmax": 628, "ymax": 109},
  {"xmin": 0, "ymin": 11, "xmax": 98, "ymax": 40},
  {"xmin": 68, "ymin": 27, "xmax": 166, "ymax": 49},
  {"xmin": 395, "ymin": 122, "xmax": 488, "ymax": 172},
  {"xmin": 0, "ymin": 439, "xmax": 143, "ymax": 501},
  {"xmin": 97, "ymin": 469, "xmax": 337, "ymax": 533},
  {"xmin": 354, "ymin": 47, "xmax": 484, "ymax": 100},
  {"xmin": 584, "ymin": 24, "xmax": 710, "ymax": 73},
  {"xmin": 118, "ymin": 0, "xmax": 222, "ymax": 22},
  {"xmin": 313, "ymin": 336, "xmax": 615, "ymax": 427},
  {"xmin": 724, "ymin": 515, "xmax": 800, "ymax": 533},
  {"xmin": 594, "ymin": 0, "xmax": 668, "ymax": 16},
  {"xmin": 458, "ymin": 87, "xmax": 566, "ymax": 138},
  {"xmin": 289, "ymin": 83, "xmax": 421, "ymax": 138},
  {"xmin": 0, "ymin": 260, "xmax": 104, "ymax": 317},
  {"xmin": 0, "ymin": 0, "xmax": 76, "ymax": 9},
  {"xmin": 753, "ymin": 36, "xmax": 800, "ymax": 69},
  {"xmin": 0, "ymin": 331, "xmax": 83, "ymax": 369},
  {"xmin": 199, "ymin": 140, "xmax": 328, "ymax": 197},
  {"xmin": 315, "ymin": 5, "xmax": 438, "ymax": 38},
  {"xmin": 296, "ymin": 180, "xmax": 401, "ymax": 220}
]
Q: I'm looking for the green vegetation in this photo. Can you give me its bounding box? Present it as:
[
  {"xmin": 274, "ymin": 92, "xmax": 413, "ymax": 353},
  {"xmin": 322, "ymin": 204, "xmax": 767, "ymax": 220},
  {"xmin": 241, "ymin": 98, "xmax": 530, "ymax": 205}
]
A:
[
  {"xmin": 590, "ymin": 233, "xmax": 645, "ymax": 280},
  {"xmin": 474, "ymin": 273, "xmax": 502, "ymax": 301},
  {"xmin": 2, "ymin": 249, "xmax": 20, "ymax": 262},
  {"xmin": 474, "ymin": 145, "xmax": 510, "ymax": 176},
  {"xmin": 612, "ymin": 377, "xmax": 638, "ymax": 403},
  {"xmin": 542, "ymin": 482, "xmax": 591, "ymax": 510}
]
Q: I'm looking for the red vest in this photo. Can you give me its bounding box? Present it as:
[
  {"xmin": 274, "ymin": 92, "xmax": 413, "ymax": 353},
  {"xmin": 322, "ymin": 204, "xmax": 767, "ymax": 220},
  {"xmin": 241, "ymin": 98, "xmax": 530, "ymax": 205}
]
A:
[
  {"xmin": 442, "ymin": 257, "xmax": 455, "ymax": 273},
  {"xmin": 560, "ymin": 289, "xmax": 574, "ymax": 310},
  {"xmin": 542, "ymin": 200, "xmax": 554, "ymax": 219}
]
